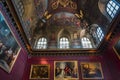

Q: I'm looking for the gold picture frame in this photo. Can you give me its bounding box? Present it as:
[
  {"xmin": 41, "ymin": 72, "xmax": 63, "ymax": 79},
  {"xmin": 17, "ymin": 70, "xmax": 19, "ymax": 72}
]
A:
[
  {"xmin": 113, "ymin": 38, "xmax": 120, "ymax": 60},
  {"xmin": 29, "ymin": 64, "xmax": 50, "ymax": 79},
  {"xmin": 54, "ymin": 61, "xmax": 79, "ymax": 80},
  {"xmin": 80, "ymin": 62, "xmax": 104, "ymax": 79},
  {"xmin": 0, "ymin": 11, "xmax": 21, "ymax": 73}
]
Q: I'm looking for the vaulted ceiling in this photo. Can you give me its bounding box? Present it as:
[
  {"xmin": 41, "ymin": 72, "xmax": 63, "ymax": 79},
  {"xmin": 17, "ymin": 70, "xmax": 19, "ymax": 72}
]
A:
[{"xmin": 4, "ymin": 0, "xmax": 120, "ymax": 55}]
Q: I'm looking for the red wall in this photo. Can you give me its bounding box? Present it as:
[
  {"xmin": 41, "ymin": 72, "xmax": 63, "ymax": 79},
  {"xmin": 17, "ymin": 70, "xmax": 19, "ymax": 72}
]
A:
[
  {"xmin": 0, "ymin": 49, "xmax": 27, "ymax": 80},
  {"xmin": 103, "ymin": 33, "xmax": 120, "ymax": 80},
  {"xmin": 23, "ymin": 55, "xmax": 113, "ymax": 80},
  {"xmin": 0, "ymin": 3, "xmax": 28, "ymax": 80}
]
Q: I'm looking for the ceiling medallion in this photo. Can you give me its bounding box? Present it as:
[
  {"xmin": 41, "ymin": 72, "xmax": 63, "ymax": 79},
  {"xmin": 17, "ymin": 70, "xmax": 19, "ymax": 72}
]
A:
[{"xmin": 52, "ymin": 0, "xmax": 77, "ymax": 10}]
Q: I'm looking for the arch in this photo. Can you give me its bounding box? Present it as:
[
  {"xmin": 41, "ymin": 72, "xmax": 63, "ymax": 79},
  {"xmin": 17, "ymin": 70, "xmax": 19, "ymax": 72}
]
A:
[
  {"xmin": 57, "ymin": 29, "xmax": 71, "ymax": 42},
  {"xmin": 57, "ymin": 29, "xmax": 71, "ymax": 48}
]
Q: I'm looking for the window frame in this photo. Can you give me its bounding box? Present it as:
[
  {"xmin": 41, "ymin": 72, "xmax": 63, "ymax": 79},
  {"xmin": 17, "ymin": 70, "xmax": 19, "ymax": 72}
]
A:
[
  {"xmin": 106, "ymin": 0, "xmax": 120, "ymax": 18},
  {"xmin": 59, "ymin": 37, "xmax": 70, "ymax": 49},
  {"xmin": 35, "ymin": 37, "xmax": 47, "ymax": 49},
  {"xmin": 81, "ymin": 37, "xmax": 93, "ymax": 48},
  {"xmin": 96, "ymin": 27, "xmax": 104, "ymax": 42}
]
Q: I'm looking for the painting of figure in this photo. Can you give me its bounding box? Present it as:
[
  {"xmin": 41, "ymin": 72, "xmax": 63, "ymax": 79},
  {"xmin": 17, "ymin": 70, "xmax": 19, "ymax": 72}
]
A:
[
  {"xmin": 29, "ymin": 64, "xmax": 50, "ymax": 79},
  {"xmin": 0, "ymin": 12, "xmax": 21, "ymax": 73},
  {"xmin": 113, "ymin": 38, "xmax": 120, "ymax": 60},
  {"xmin": 81, "ymin": 62, "xmax": 104, "ymax": 79},
  {"xmin": 54, "ymin": 61, "xmax": 79, "ymax": 80}
]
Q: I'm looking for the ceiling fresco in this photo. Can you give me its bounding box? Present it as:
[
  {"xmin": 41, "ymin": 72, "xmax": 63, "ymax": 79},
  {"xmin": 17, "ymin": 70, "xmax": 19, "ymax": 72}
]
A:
[
  {"xmin": 48, "ymin": 12, "xmax": 80, "ymax": 27},
  {"xmin": 9, "ymin": 0, "xmax": 119, "ymax": 51},
  {"xmin": 34, "ymin": 0, "xmax": 48, "ymax": 18}
]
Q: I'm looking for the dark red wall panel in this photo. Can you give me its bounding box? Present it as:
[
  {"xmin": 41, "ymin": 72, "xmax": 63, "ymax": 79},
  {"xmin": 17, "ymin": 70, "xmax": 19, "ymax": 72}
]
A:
[
  {"xmin": 103, "ymin": 33, "xmax": 120, "ymax": 80},
  {"xmin": 0, "ymin": 50, "xmax": 27, "ymax": 80},
  {"xmin": 0, "ymin": 3, "xmax": 28, "ymax": 80}
]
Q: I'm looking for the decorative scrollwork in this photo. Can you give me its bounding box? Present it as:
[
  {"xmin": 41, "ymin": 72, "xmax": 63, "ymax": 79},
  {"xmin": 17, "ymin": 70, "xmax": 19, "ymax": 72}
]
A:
[
  {"xmin": 51, "ymin": 0, "xmax": 77, "ymax": 9},
  {"xmin": 52, "ymin": 1, "xmax": 59, "ymax": 10},
  {"xmin": 70, "ymin": 2, "xmax": 77, "ymax": 9},
  {"xmin": 75, "ymin": 10, "xmax": 84, "ymax": 19},
  {"xmin": 59, "ymin": 0, "xmax": 69, "ymax": 7}
]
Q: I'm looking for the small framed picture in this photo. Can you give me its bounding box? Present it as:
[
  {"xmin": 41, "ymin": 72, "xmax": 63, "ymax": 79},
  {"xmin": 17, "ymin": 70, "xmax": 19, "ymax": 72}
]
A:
[
  {"xmin": 29, "ymin": 64, "xmax": 50, "ymax": 79},
  {"xmin": 80, "ymin": 62, "xmax": 104, "ymax": 79},
  {"xmin": 54, "ymin": 61, "xmax": 79, "ymax": 80},
  {"xmin": 113, "ymin": 38, "xmax": 120, "ymax": 60}
]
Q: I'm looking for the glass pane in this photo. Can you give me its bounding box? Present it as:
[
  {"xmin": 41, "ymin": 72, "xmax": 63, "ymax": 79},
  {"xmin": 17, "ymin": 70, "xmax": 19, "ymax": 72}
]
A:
[
  {"xmin": 115, "ymin": 5, "xmax": 119, "ymax": 10},
  {"xmin": 36, "ymin": 37, "xmax": 47, "ymax": 49},
  {"xmin": 111, "ymin": 7, "xmax": 114, "ymax": 11},
  {"xmin": 112, "ymin": 3, "xmax": 115, "ymax": 7},
  {"xmin": 97, "ymin": 27, "xmax": 104, "ymax": 41},
  {"xmin": 107, "ymin": 0, "xmax": 120, "ymax": 18},
  {"xmin": 109, "ymin": 1, "xmax": 113, "ymax": 4},
  {"xmin": 60, "ymin": 37, "xmax": 69, "ymax": 48},
  {"xmin": 81, "ymin": 37, "xmax": 92, "ymax": 48}
]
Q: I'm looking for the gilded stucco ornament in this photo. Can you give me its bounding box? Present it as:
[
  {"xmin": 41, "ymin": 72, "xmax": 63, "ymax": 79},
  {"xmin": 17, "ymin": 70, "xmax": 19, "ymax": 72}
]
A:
[
  {"xmin": 43, "ymin": 11, "xmax": 52, "ymax": 20},
  {"xmin": 59, "ymin": 0, "xmax": 69, "ymax": 7},
  {"xmin": 75, "ymin": 10, "xmax": 84, "ymax": 19},
  {"xmin": 52, "ymin": 0, "xmax": 77, "ymax": 10},
  {"xmin": 52, "ymin": 1, "xmax": 59, "ymax": 10}
]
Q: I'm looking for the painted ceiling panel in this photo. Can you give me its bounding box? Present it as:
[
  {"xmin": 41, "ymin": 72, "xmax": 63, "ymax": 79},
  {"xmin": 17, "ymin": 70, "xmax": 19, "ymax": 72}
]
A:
[{"xmin": 9, "ymin": 0, "xmax": 120, "ymax": 51}]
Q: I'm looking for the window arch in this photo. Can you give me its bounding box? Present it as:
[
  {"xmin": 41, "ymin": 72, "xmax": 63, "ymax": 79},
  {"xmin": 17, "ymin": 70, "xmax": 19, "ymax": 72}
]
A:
[
  {"xmin": 97, "ymin": 27, "xmax": 104, "ymax": 41},
  {"xmin": 81, "ymin": 37, "xmax": 92, "ymax": 48},
  {"xmin": 36, "ymin": 37, "xmax": 47, "ymax": 49},
  {"xmin": 106, "ymin": 0, "xmax": 120, "ymax": 18},
  {"xmin": 59, "ymin": 37, "xmax": 69, "ymax": 49}
]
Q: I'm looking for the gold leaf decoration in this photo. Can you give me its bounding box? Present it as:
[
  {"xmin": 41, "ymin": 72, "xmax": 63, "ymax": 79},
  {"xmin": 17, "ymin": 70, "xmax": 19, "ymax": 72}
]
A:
[
  {"xmin": 70, "ymin": 2, "xmax": 77, "ymax": 9},
  {"xmin": 75, "ymin": 10, "xmax": 83, "ymax": 19},
  {"xmin": 52, "ymin": 1, "xmax": 59, "ymax": 10},
  {"xmin": 59, "ymin": 0, "xmax": 69, "ymax": 7},
  {"xmin": 43, "ymin": 11, "xmax": 52, "ymax": 20}
]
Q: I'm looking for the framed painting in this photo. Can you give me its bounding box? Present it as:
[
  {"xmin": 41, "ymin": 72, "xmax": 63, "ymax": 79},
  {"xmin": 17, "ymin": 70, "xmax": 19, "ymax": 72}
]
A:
[
  {"xmin": 80, "ymin": 62, "xmax": 104, "ymax": 79},
  {"xmin": 54, "ymin": 61, "xmax": 79, "ymax": 80},
  {"xmin": 29, "ymin": 64, "xmax": 50, "ymax": 79},
  {"xmin": 0, "ymin": 11, "xmax": 21, "ymax": 73},
  {"xmin": 113, "ymin": 38, "xmax": 120, "ymax": 60}
]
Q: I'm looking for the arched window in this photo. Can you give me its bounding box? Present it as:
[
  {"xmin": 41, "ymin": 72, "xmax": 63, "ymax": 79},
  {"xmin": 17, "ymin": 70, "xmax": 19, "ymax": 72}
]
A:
[
  {"xmin": 81, "ymin": 37, "xmax": 92, "ymax": 48},
  {"xmin": 97, "ymin": 27, "xmax": 104, "ymax": 41},
  {"xmin": 36, "ymin": 37, "xmax": 47, "ymax": 49},
  {"xmin": 59, "ymin": 37, "xmax": 69, "ymax": 49},
  {"xmin": 106, "ymin": 0, "xmax": 120, "ymax": 18}
]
